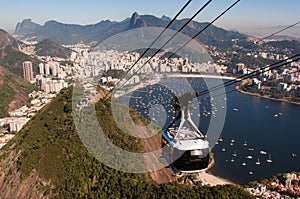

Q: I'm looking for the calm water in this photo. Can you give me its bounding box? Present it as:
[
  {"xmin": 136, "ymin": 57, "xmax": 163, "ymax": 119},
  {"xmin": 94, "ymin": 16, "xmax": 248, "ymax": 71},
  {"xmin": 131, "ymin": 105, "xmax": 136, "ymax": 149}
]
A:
[{"xmin": 126, "ymin": 77, "xmax": 300, "ymax": 184}]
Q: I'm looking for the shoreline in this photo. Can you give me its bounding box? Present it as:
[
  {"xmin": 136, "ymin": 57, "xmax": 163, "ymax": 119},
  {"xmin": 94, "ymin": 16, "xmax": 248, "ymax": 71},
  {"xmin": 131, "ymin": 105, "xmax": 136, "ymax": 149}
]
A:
[{"xmin": 236, "ymin": 86, "xmax": 300, "ymax": 106}]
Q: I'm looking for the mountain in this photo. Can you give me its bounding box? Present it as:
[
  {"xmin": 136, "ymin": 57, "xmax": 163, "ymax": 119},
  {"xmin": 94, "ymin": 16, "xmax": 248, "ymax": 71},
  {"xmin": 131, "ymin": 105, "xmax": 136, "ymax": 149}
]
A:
[
  {"xmin": 0, "ymin": 66, "xmax": 35, "ymax": 117},
  {"xmin": 35, "ymin": 39, "xmax": 73, "ymax": 59},
  {"xmin": 15, "ymin": 19, "xmax": 41, "ymax": 35},
  {"xmin": 0, "ymin": 87, "xmax": 253, "ymax": 198},
  {"xmin": 0, "ymin": 29, "xmax": 39, "ymax": 76},
  {"xmin": 14, "ymin": 12, "xmax": 248, "ymax": 48}
]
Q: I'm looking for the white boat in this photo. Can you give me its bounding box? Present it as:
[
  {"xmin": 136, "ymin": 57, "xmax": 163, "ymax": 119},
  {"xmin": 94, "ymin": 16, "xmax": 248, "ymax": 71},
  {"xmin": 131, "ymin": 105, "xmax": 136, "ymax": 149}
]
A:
[
  {"xmin": 248, "ymin": 148, "xmax": 254, "ymax": 151},
  {"xmin": 233, "ymin": 108, "xmax": 238, "ymax": 112},
  {"xmin": 230, "ymin": 158, "xmax": 235, "ymax": 162},
  {"xmin": 267, "ymin": 155, "xmax": 273, "ymax": 163},
  {"xmin": 232, "ymin": 151, "xmax": 237, "ymax": 157},
  {"xmin": 231, "ymin": 139, "xmax": 235, "ymax": 143},
  {"xmin": 292, "ymin": 153, "xmax": 297, "ymax": 158},
  {"xmin": 218, "ymin": 137, "xmax": 223, "ymax": 142},
  {"xmin": 230, "ymin": 142, "xmax": 234, "ymax": 146},
  {"xmin": 243, "ymin": 141, "xmax": 248, "ymax": 147},
  {"xmin": 246, "ymin": 155, "xmax": 253, "ymax": 159},
  {"xmin": 222, "ymin": 148, "xmax": 226, "ymax": 152},
  {"xmin": 255, "ymin": 158, "xmax": 261, "ymax": 165},
  {"xmin": 274, "ymin": 114, "xmax": 278, "ymax": 117},
  {"xmin": 249, "ymin": 171, "xmax": 253, "ymax": 175},
  {"xmin": 260, "ymin": 150, "xmax": 267, "ymax": 155},
  {"xmin": 242, "ymin": 161, "xmax": 246, "ymax": 166}
]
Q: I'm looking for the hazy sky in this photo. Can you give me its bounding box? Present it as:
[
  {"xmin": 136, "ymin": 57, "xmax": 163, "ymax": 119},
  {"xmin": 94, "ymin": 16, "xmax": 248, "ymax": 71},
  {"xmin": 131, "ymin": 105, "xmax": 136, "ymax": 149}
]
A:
[{"xmin": 1, "ymin": 0, "xmax": 300, "ymax": 34}]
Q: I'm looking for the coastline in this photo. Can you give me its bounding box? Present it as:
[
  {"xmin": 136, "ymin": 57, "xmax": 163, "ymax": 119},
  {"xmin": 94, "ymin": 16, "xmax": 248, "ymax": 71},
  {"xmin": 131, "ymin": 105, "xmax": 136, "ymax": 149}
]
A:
[{"xmin": 236, "ymin": 86, "xmax": 300, "ymax": 106}]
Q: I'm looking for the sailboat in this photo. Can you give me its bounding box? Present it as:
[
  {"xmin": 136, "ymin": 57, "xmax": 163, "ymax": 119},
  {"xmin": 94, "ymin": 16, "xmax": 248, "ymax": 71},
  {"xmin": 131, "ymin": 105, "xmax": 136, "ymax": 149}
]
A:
[
  {"xmin": 232, "ymin": 151, "xmax": 237, "ymax": 157},
  {"xmin": 242, "ymin": 161, "xmax": 246, "ymax": 166},
  {"xmin": 267, "ymin": 155, "xmax": 273, "ymax": 163},
  {"xmin": 255, "ymin": 158, "xmax": 261, "ymax": 165}
]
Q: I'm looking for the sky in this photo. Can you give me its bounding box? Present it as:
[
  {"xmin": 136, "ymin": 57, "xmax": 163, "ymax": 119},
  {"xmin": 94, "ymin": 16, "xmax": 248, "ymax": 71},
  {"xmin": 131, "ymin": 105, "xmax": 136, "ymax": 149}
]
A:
[{"xmin": 1, "ymin": 0, "xmax": 300, "ymax": 35}]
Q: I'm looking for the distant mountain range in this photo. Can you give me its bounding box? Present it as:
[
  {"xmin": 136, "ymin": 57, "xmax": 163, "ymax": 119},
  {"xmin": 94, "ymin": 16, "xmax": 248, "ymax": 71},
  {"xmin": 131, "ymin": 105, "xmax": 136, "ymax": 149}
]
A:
[{"xmin": 14, "ymin": 12, "xmax": 248, "ymax": 48}]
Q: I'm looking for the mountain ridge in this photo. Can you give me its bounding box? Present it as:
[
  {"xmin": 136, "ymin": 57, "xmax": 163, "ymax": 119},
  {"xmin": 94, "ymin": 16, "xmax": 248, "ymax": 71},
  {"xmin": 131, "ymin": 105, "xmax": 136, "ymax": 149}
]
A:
[{"xmin": 14, "ymin": 12, "xmax": 248, "ymax": 48}]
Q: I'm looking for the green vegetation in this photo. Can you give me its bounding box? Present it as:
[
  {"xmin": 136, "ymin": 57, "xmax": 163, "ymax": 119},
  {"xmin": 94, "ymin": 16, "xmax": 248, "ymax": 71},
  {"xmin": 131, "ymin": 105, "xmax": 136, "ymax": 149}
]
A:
[
  {"xmin": 0, "ymin": 82, "xmax": 15, "ymax": 117},
  {"xmin": 35, "ymin": 39, "xmax": 73, "ymax": 59},
  {"xmin": 0, "ymin": 46, "xmax": 40, "ymax": 76},
  {"xmin": 1, "ymin": 87, "xmax": 253, "ymax": 198},
  {"xmin": 0, "ymin": 67, "xmax": 35, "ymax": 117}
]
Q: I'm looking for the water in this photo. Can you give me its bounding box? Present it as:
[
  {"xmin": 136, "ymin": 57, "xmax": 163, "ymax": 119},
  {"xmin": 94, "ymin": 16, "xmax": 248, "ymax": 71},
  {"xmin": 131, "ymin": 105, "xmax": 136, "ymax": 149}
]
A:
[
  {"xmin": 211, "ymin": 88, "xmax": 300, "ymax": 184},
  {"xmin": 124, "ymin": 77, "xmax": 300, "ymax": 184}
]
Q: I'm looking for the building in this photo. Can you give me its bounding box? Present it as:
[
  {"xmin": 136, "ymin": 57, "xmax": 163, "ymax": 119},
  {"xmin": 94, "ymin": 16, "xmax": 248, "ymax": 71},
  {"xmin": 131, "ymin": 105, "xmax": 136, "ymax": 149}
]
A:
[
  {"xmin": 252, "ymin": 78, "xmax": 262, "ymax": 89},
  {"xmin": 23, "ymin": 61, "xmax": 34, "ymax": 82},
  {"xmin": 236, "ymin": 63, "xmax": 245, "ymax": 74},
  {"xmin": 39, "ymin": 63, "xmax": 44, "ymax": 75},
  {"xmin": 278, "ymin": 83, "xmax": 288, "ymax": 92}
]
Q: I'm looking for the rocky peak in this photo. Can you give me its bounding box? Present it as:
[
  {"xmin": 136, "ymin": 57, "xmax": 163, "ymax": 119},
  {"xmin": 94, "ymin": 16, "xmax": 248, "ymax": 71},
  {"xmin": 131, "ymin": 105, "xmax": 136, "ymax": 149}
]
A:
[
  {"xmin": 129, "ymin": 12, "xmax": 147, "ymax": 29},
  {"xmin": 15, "ymin": 19, "xmax": 41, "ymax": 34}
]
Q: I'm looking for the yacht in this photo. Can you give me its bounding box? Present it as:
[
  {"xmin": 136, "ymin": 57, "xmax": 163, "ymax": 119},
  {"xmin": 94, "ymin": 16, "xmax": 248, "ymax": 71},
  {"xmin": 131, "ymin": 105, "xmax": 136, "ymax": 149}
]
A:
[
  {"xmin": 232, "ymin": 151, "xmax": 237, "ymax": 157},
  {"xmin": 255, "ymin": 158, "xmax": 261, "ymax": 165},
  {"xmin": 260, "ymin": 150, "xmax": 267, "ymax": 155},
  {"xmin": 267, "ymin": 155, "xmax": 273, "ymax": 163}
]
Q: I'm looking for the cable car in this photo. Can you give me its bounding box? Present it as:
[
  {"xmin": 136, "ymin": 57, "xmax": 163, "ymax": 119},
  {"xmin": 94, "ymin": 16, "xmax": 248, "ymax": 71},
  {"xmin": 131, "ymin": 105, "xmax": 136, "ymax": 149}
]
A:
[{"xmin": 161, "ymin": 91, "xmax": 210, "ymax": 173}]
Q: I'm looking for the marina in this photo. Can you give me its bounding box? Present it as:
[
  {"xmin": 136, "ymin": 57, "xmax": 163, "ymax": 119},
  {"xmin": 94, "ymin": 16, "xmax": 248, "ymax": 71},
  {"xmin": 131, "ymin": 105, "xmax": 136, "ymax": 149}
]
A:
[{"xmin": 126, "ymin": 77, "xmax": 300, "ymax": 184}]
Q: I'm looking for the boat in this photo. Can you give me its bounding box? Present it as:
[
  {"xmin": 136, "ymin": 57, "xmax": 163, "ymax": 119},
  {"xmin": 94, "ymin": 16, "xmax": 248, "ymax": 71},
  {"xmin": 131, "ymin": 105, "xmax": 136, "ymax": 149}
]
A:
[
  {"xmin": 248, "ymin": 148, "xmax": 254, "ymax": 151},
  {"xmin": 233, "ymin": 108, "xmax": 238, "ymax": 112},
  {"xmin": 274, "ymin": 114, "xmax": 278, "ymax": 117},
  {"xmin": 231, "ymin": 139, "xmax": 235, "ymax": 143},
  {"xmin": 230, "ymin": 158, "xmax": 235, "ymax": 162},
  {"xmin": 249, "ymin": 171, "xmax": 254, "ymax": 175},
  {"xmin": 246, "ymin": 155, "xmax": 253, "ymax": 159},
  {"xmin": 222, "ymin": 148, "xmax": 226, "ymax": 152},
  {"xmin": 243, "ymin": 141, "xmax": 248, "ymax": 147},
  {"xmin": 218, "ymin": 137, "xmax": 223, "ymax": 142},
  {"xmin": 232, "ymin": 151, "xmax": 237, "ymax": 157},
  {"xmin": 242, "ymin": 161, "xmax": 246, "ymax": 166},
  {"xmin": 255, "ymin": 158, "xmax": 261, "ymax": 165},
  {"xmin": 292, "ymin": 153, "xmax": 297, "ymax": 158},
  {"xmin": 267, "ymin": 155, "xmax": 273, "ymax": 163},
  {"xmin": 230, "ymin": 142, "xmax": 234, "ymax": 146},
  {"xmin": 260, "ymin": 150, "xmax": 267, "ymax": 155}
]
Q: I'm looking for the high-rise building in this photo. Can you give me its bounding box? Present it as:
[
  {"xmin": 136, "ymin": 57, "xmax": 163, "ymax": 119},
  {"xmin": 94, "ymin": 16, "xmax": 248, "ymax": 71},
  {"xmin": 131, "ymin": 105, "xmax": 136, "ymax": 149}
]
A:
[
  {"xmin": 22, "ymin": 61, "xmax": 34, "ymax": 82},
  {"xmin": 45, "ymin": 64, "xmax": 50, "ymax": 76},
  {"xmin": 39, "ymin": 63, "xmax": 44, "ymax": 75}
]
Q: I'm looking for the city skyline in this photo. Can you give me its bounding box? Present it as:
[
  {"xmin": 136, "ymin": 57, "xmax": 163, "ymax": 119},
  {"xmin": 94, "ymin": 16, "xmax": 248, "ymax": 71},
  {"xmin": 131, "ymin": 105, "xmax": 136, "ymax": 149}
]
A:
[{"xmin": 1, "ymin": 0, "xmax": 300, "ymax": 35}]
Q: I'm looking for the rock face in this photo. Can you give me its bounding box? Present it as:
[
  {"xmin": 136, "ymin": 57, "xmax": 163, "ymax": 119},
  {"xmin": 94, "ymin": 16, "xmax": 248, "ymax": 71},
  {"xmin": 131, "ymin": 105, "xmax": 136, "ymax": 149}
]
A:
[
  {"xmin": 129, "ymin": 12, "xmax": 147, "ymax": 29},
  {"xmin": 15, "ymin": 19, "xmax": 41, "ymax": 34}
]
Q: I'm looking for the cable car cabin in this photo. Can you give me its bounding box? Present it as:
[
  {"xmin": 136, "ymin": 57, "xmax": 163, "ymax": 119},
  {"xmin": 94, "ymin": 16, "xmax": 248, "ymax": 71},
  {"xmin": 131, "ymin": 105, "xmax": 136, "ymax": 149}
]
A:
[{"xmin": 162, "ymin": 127, "xmax": 210, "ymax": 173}]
